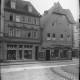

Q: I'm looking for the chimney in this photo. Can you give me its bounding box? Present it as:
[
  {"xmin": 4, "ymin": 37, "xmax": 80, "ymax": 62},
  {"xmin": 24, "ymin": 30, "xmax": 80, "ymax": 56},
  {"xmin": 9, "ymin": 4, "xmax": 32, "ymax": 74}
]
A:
[{"xmin": 44, "ymin": 10, "xmax": 48, "ymax": 16}]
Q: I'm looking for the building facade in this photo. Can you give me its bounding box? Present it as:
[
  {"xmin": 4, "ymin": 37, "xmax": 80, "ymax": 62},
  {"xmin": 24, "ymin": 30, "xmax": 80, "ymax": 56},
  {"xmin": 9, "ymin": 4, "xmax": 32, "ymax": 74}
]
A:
[
  {"xmin": 40, "ymin": 2, "xmax": 75, "ymax": 61},
  {"xmin": 0, "ymin": 0, "xmax": 41, "ymax": 62},
  {"xmin": 0, "ymin": 1, "xmax": 75, "ymax": 62}
]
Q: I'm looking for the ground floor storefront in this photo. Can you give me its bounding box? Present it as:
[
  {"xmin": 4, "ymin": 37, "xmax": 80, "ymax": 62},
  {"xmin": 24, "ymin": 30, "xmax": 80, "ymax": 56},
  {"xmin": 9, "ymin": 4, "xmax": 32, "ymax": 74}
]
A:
[
  {"xmin": 0, "ymin": 41, "xmax": 41, "ymax": 62},
  {"xmin": 38, "ymin": 47, "xmax": 72, "ymax": 61},
  {"xmin": 0, "ymin": 42, "xmax": 72, "ymax": 62}
]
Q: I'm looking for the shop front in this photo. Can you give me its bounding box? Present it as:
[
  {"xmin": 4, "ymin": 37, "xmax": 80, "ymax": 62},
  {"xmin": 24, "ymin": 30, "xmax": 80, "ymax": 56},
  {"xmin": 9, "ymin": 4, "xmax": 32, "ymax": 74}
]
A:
[{"xmin": 38, "ymin": 45, "xmax": 72, "ymax": 61}]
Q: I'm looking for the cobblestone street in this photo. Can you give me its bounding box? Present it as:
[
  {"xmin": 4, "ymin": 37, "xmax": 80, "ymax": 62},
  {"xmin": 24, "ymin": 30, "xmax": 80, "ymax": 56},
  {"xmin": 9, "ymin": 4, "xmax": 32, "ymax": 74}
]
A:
[
  {"xmin": 1, "ymin": 68, "xmax": 68, "ymax": 80},
  {"xmin": 1, "ymin": 61, "xmax": 79, "ymax": 80}
]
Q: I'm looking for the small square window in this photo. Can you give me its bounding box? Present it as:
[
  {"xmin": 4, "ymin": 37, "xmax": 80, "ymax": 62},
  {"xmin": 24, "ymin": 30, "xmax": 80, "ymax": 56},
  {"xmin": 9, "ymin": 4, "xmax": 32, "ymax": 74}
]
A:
[
  {"xmin": 47, "ymin": 33, "xmax": 50, "ymax": 37},
  {"xmin": 52, "ymin": 34, "xmax": 55, "ymax": 38}
]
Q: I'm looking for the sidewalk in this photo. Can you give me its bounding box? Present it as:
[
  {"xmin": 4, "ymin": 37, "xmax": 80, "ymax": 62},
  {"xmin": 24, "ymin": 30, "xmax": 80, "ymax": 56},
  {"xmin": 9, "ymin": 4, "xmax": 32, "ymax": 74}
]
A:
[{"xmin": 0, "ymin": 58, "xmax": 79, "ymax": 66}]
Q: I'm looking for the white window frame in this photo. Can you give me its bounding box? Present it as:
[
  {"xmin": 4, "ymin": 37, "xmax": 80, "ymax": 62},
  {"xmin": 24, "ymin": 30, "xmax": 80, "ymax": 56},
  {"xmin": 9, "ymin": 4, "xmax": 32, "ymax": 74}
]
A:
[
  {"xmin": 16, "ymin": 29, "xmax": 20, "ymax": 37},
  {"xmin": 9, "ymin": 28, "xmax": 14, "ymax": 36},
  {"xmin": 16, "ymin": 15, "xmax": 20, "ymax": 22}
]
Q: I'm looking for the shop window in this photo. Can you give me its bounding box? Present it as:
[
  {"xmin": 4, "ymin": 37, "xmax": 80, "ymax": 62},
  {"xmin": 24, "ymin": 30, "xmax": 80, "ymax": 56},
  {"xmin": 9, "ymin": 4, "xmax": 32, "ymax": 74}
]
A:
[
  {"xmin": 16, "ymin": 15, "xmax": 20, "ymax": 22},
  {"xmin": 16, "ymin": 29, "xmax": 20, "ymax": 37},
  {"xmin": 7, "ymin": 50, "xmax": 16, "ymax": 60},
  {"xmin": 47, "ymin": 33, "xmax": 51, "ymax": 40},
  {"xmin": 60, "ymin": 50, "xmax": 68, "ymax": 58},
  {"xmin": 24, "ymin": 50, "xmax": 32, "ymax": 59},
  {"xmin": 9, "ymin": 28, "xmax": 14, "ymax": 36},
  {"xmin": 10, "ymin": 14, "xmax": 13, "ymax": 21},
  {"xmin": 52, "ymin": 49, "xmax": 59, "ymax": 58},
  {"xmin": 39, "ymin": 52, "xmax": 45, "ymax": 58}
]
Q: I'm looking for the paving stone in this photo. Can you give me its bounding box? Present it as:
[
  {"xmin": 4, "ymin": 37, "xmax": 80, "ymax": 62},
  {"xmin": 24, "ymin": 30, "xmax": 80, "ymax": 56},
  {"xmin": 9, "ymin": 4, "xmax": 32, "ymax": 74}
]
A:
[{"xmin": 1, "ymin": 68, "xmax": 68, "ymax": 80}]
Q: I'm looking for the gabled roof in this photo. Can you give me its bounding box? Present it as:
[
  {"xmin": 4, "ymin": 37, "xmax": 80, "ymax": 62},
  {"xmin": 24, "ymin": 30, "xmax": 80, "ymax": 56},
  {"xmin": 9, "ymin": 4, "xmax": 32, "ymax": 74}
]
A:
[
  {"xmin": 5, "ymin": 0, "xmax": 40, "ymax": 15},
  {"xmin": 41, "ymin": 2, "xmax": 75, "ymax": 28}
]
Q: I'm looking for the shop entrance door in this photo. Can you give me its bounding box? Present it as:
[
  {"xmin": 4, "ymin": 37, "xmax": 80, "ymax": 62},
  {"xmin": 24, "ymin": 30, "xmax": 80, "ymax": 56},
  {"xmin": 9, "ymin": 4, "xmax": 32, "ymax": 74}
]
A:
[
  {"xmin": 46, "ymin": 50, "xmax": 50, "ymax": 61},
  {"xmin": 35, "ymin": 46, "xmax": 39, "ymax": 60}
]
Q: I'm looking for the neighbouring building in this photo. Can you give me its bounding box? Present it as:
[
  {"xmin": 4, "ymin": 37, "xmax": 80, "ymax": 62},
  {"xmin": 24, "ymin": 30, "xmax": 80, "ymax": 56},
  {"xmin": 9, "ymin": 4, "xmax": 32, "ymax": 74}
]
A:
[
  {"xmin": 72, "ymin": 21, "xmax": 79, "ymax": 57},
  {"xmin": 40, "ymin": 2, "xmax": 75, "ymax": 61},
  {"xmin": 0, "ymin": 0, "xmax": 41, "ymax": 62}
]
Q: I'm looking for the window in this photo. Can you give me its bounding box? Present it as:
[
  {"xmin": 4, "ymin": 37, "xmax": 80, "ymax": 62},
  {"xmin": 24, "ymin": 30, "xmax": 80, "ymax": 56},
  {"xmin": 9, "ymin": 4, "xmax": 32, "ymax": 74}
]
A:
[
  {"xmin": 47, "ymin": 33, "xmax": 51, "ymax": 40},
  {"xmin": 19, "ymin": 45, "xmax": 23, "ymax": 48},
  {"xmin": 11, "ymin": 1, "xmax": 16, "ymax": 9},
  {"xmin": 33, "ymin": 32, "xmax": 37, "ymax": 38},
  {"xmin": 60, "ymin": 50, "xmax": 68, "ymax": 58},
  {"xmin": 28, "ymin": 17, "xmax": 32, "ymax": 23},
  {"xmin": 28, "ymin": 5, "xmax": 32, "ymax": 12},
  {"xmin": 16, "ymin": 15, "xmax": 20, "ymax": 22},
  {"xmin": 16, "ymin": 29, "xmax": 20, "ymax": 37},
  {"xmin": 67, "ymin": 35, "xmax": 70, "ymax": 41},
  {"xmin": 52, "ymin": 22, "xmax": 54, "ymax": 26},
  {"xmin": 34, "ymin": 18, "xmax": 36, "ymax": 24},
  {"xmin": 24, "ymin": 50, "xmax": 32, "ymax": 59},
  {"xmin": 24, "ymin": 45, "xmax": 33, "ymax": 48},
  {"xmin": 28, "ymin": 31, "xmax": 31, "ymax": 38},
  {"xmin": 47, "ymin": 33, "xmax": 50, "ymax": 37},
  {"xmin": 60, "ymin": 34, "xmax": 63, "ymax": 40},
  {"xmin": 10, "ymin": 14, "xmax": 13, "ymax": 21},
  {"xmin": 9, "ymin": 28, "xmax": 14, "ymax": 36}
]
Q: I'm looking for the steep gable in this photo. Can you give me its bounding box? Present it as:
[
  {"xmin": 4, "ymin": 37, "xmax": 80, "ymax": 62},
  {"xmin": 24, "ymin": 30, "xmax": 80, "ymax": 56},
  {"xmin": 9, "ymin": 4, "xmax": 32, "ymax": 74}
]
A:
[{"xmin": 41, "ymin": 2, "xmax": 75, "ymax": 28}]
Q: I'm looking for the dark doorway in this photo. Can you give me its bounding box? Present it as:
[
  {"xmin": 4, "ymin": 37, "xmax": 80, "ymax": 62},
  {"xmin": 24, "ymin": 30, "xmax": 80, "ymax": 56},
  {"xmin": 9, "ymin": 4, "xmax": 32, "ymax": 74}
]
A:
[
  {"xmin": 35, "ymin": 46, "xmax": 39, "ymax": 60},
  {"xmin": 19, "ymin": 50, "xmax": 22, "ymax": 60},
  {"xmin": 46, "ymin": 50, "xmax": 50, "ymax": 61}
]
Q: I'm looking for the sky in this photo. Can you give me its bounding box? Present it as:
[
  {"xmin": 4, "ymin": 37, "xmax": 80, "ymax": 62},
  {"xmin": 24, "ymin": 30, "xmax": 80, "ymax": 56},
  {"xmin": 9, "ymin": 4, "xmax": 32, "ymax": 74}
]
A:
[{"xmin": 24, "ymin": 0, "xmax": 79, "ymax": 21}]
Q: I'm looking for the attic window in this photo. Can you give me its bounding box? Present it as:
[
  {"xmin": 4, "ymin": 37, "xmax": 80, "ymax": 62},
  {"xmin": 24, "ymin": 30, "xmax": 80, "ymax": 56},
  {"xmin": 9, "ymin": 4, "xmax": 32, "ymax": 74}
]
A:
[
  {"xmin": 11, "ymin": 1, "xmax": 16, "ymax": 9},
  {"xmin": 28, "ymin": 5, "xmax": 32, "ymax": 12}
]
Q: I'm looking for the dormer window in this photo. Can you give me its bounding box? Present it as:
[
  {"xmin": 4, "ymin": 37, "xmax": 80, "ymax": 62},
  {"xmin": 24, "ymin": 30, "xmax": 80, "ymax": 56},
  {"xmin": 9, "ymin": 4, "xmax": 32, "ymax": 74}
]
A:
[
  {"xmin": 28, "ymin": 5, "xmax": 32, "ymax": 12},
  {"xmin": 11, "ymin": 1, "xmax": 16, "ymax": 9}
]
